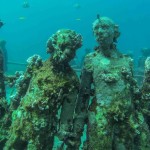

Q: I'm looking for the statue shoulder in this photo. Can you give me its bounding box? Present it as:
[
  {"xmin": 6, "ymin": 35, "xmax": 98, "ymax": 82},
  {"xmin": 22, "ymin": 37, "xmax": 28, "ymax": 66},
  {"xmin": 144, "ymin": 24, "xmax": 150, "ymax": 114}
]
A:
[
  {"xmin": 121, "ymin": 54, "xmax": 134, "ymax": 68},
  {"xmin": 83, "ymin": 52, "xmax": 96, "ymax": 71},
  {"xmin": 84, "ymin": 52, "xmax": 97, "ymax": 61}
]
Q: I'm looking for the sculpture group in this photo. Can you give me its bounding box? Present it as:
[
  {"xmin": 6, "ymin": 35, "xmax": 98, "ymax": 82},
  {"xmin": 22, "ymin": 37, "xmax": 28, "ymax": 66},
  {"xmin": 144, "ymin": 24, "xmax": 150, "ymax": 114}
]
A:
[{"xmin": 0, "ymin": 17, "xmax": 150, "ymax": 150}]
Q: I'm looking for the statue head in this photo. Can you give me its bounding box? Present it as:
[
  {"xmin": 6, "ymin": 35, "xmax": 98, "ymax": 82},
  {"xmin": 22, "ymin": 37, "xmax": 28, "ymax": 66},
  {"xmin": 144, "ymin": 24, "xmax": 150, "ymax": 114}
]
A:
[
  {"xmin": 0, "ymin": 40, "xmax": 6, "ymax": 49},
  {"xmin": 141, "ymin": 48, "xmax": 150, "ymax": 57},
  {"xmin": 46, "ymin": 29, "xmax": 82, "ymax": 64},
  {"xmin": 93, "ymin": 17, "xmax": 120, "ymax": 49}
]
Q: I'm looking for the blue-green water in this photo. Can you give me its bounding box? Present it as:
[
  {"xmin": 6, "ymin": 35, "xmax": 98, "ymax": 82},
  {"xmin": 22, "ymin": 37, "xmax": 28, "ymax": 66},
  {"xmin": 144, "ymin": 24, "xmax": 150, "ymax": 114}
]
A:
[{"xmin": 0, "ymin": 0, "xmax": 150, "ymax": 71}]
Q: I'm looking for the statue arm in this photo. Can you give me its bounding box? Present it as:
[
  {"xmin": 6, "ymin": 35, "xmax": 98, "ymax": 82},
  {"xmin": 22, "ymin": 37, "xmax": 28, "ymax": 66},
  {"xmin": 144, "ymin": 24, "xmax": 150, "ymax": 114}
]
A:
[
  {"xmin": 58, "ymin": 89, "xmax": 79, "ymax": 138},
  {"xmin": 73, "ymin": 57, "xmax": 93, "ymax": 148},
  {"xmin": 75, "ymin": 67, "xmax": 93, "ymax": 120}
]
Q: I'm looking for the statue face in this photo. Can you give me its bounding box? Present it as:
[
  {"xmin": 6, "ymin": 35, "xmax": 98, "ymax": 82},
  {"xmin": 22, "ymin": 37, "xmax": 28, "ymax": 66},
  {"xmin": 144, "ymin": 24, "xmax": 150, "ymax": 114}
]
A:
[
  {"xmin": 97, "ymin": 23, "xmax": 115, "ymax": 46},
  {"xmin": 93, "ymin": 17, "xmax": 119, "ymax": 49},
  {"xmin": 54, "ymin": 48, "xmax": 76, "ymax": 64},
  {"xmin": 52, "ymin": 48, "xmax": 76, "ymax": 64},
  {"xmin": 46, "ymin": 29, "xmax": 82, "ymax": 65}
]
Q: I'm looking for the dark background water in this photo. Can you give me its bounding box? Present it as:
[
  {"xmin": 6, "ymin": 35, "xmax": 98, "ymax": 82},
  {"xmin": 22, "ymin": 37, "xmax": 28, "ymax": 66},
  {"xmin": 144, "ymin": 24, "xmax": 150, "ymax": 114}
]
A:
[{"xmin": 0, "ymin": 0, "xmax": 150, "ymax": 68}]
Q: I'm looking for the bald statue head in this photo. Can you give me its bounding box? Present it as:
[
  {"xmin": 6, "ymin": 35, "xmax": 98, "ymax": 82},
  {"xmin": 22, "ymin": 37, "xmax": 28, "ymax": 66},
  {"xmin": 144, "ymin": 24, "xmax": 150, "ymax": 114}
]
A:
[
  {"xmin": 46, "ymin": 29, "xmax": 82, "ymax": 64},
  {"xmin": 93, "ymin": 17, "xmax": 120, "ymax": 50}
]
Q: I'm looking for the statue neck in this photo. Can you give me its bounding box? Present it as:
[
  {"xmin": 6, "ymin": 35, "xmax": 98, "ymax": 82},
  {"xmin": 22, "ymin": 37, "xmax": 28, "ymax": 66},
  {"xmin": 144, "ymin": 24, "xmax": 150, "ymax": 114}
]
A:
[{"xmin": 100, "ymin": 44, "xmax": 119, "ymax": 58}]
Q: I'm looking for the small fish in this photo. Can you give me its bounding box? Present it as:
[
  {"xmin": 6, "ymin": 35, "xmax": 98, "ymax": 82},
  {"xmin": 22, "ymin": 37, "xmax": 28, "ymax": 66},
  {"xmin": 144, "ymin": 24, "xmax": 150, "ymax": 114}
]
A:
[
  {"xmin": 97, "ymin": 14, "xmax": 100, "ymax": 20},
  {"xmin": 19, "ymin": 16, "xmax": 26, "ymax": 20},
  {"xmin": 0, "ymin": 20, "xmax": 4, "ymax": 28},
  {"xmin": 22, "ymin": 1, "xmax": 30, "ymax": 8},
  {"xmin": 73, "ymin": 3, "xmax": 81, "ymax": 9},
  {"xmin": 75, "ymin": 18, "xmax": 81, "ymax": 21}
]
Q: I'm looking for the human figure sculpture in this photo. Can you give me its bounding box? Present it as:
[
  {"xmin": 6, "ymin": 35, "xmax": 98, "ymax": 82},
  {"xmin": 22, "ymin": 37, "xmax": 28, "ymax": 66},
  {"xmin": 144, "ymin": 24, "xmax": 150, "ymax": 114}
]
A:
[
  {"xmin": 72, "ymin": 17, "xmax": 150, "ymax": 150},
  {"xmin": 141, "ymin": 57, "xmax": 150, "ymax": 129},
  {"xmin": 136, "ymin": 48, "xmax": 150, "ymax": 85},
  {"xmin": 0, "ymin": 48, "xmax": 6, "ymax": 98},
  {"xmin": 0, "ymin": 48, "xmax": 9, "ymax": 149},
  {"xmin": 0, "ymin": 40, "xmax": 8, "ymax": 71},
  {"xmin": 4, "ymin": 29, "xmax": 82, "ymax": 150}
]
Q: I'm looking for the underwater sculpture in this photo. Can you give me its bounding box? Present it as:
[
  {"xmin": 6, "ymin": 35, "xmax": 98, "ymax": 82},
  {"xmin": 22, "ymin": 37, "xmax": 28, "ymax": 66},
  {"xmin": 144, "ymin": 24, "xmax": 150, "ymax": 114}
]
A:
[
  {"xmin": 0, "ymin": 48, "xmax": 9, "ymax": 149},
  {"xmin": 80, "ymin": 48, "xmax": 91, "ymax": 67},
  {"xmin": 138, "ymin": 48, "xmax": 150, "ymax": 70},
  {"xmin": 71, "ymin": 17, "xmax": 150, "ymax": 149},
  {"xmin": 0, "ymin": 20, "xmax": 4, "ymax": 28},
  {"xmin": 9, "ymin": 55, "xmax": 43, "ymax": 113},
  {"xmin": 136, "ymin": 48, "xmax": 150, "ymax": 85},
  {"xmin": 0, "ymin": 55, "xmax": 43, "ymax": 149},
  {"xmin": 141, "ymin": 57, "xmax": 150, "ymax": 129},
  {"xmin": 4, "ymin": 29, "xmax": 82, "ymax": 150},
  {"xmin": 0, "ymin": 48, "xmax": 6, "ymax": 99},
  {"xmin": 0, "ymin": 40, "xmax": 8, "ymax": 71}
]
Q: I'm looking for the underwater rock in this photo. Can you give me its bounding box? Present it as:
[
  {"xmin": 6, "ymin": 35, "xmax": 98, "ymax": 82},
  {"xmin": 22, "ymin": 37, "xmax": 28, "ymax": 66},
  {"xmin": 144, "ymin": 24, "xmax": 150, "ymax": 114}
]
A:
[{"xmin": 4, "ymin": 29, "xmax": 82, "ymax": 150}]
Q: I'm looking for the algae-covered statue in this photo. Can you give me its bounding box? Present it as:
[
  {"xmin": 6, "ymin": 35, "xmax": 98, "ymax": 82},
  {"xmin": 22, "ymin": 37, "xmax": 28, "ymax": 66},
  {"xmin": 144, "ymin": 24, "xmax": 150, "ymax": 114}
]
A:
[
  {"xmin": 4, "ymin": 29, "xmax": 82, "ymax": 150},
  {"xmin": 72, "ymin": 17, "xmax": 150, "ymax": 149},
  {"xmin": 141, "ymin": 57, "xmax": 150, "ymax": 129},
  {"xmin": 136, "ymin": 48, "xmax": 150, "ymax": 85},
  {"xmin": 0, "ymin": 48, "xmax": 6, "ymax": 98},
  {"xmin": 0, "ymin": 48, "xmax": 9, "ymax": 149},
  {"xmin": 0, "ymin": 40, "xmax": 7, "ymax": 71}
]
